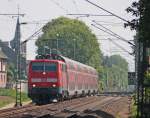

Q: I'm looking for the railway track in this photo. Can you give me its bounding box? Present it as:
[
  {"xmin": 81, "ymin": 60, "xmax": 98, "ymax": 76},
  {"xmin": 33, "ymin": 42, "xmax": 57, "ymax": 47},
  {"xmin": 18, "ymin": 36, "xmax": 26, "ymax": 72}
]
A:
[
  {"xmin": 0, "ymin": 103, "xmax": 33, "ymax": 114},
  {"xmin": 0, "ymin": 96, "xmax": 103, "ymax": 118},
  {"xmin": 0, "ymin": 104, "xmax": 39, "ymax": 118},
  {"xmin": 99, "ymin": 96, "xmax": 131, "ymax": 117},
  {"xmin": 21, "ymin": 96, "xmax": 105, "ymax": 118},
  {"xmin": 79, "ymin": 96, "xmax": 131, "ymax": 118},
  {"xmin": 0, "ymin": 95, "xmax": 130, "ymax": 118}
]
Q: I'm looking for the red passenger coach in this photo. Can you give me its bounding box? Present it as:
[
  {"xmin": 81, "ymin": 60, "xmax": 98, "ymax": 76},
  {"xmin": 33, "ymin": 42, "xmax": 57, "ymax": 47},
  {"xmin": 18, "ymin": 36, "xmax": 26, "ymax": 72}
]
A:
[{"xmin": 28, "ymin": 54, "xmax": 99, "ymax": 104}]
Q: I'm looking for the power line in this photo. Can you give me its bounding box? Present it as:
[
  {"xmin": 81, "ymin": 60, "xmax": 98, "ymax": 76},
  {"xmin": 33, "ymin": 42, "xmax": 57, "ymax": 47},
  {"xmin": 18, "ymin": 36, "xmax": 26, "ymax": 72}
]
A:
[
  {"xmin": 0, "ymin": 13, "xmax": 25, "ymax": 17},
  {"xmin": 67, "ymin": 13, "xmax": 113, "ymax": 17},
  {"xmin": 92, "ymin": 24, "xmax": 113, "ymax": 35},
  {"xmin": 108, "ymin": 38, "xmax": 133, "ymax": 56},
  {"xmin": 92, "ymin": 24, "xmax": 124, "ymax": 41},
  {"xmin": 90, "ymin": 20, "xmax": 124, "ymax": 26},
  {"xmin": 98, "ymin": 38, "xmax": 133, "ymax": 56},
  {"xmin": 97, "ymin": 24, "xmax": 123, "ymax": 26},
  {"xmin": 98, "ymin": 38, "xmax": 119, "ymax": 40},
  {"xmin": 93, "ymin": 20, "xmax": 123, "ymax": 24},
  {"xmin": 93, "ymin": 20, "xmax": 134, "ymax": 46},
  {"xmin": 85, "ymin": 0, "xmax": 130, "ymax": 24},
  {"xmin": 21, "ymin": 19, "xmax": 51, "ymax": 25},
  {"xmin": 21, "ymin": 19, "xmax": 52, "ymax": 45},
  {"xmin": 21, "ymin": 26, "xmax": 43, "ymax": 45},
  {"xmin": 91, "ymin": 21, "xmax": 135, "ymax": 46}
]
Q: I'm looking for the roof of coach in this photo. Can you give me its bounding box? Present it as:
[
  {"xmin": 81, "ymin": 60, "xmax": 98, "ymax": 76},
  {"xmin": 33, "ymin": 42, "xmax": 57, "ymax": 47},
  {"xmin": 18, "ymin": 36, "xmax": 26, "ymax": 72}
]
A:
[
  {"xmin": 29, "ymin": 59, "xmax": 65, "ymax": 65},
  {"xmin": 33, "ymin": 54, "xmax": 97, "ymax": 74},
  {"xmin": 61, "ymin": 56, "xmax": 97, "ymax": 73}
]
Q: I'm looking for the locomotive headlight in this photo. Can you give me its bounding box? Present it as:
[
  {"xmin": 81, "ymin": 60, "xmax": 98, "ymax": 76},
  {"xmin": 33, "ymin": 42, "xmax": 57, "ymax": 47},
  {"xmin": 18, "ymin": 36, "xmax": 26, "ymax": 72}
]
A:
[
  {"xmin": 32, "ymin": 84, "xmax": 36, "ymax": 87},
  {"xmin": 52, "ymin": 84, "xmax": 56, "ymax": 87}
]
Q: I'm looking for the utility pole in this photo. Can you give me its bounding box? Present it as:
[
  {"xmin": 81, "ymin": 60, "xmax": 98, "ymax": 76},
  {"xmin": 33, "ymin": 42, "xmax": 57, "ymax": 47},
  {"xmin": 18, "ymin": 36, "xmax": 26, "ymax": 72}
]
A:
[
  {"xmin": 0, "ymin": 12, "xmax": 25, "ymax": 106},
  {"xmin": 16, "ymin": 16, "xmax": 22, "ymax": 107},
  {"xmin": 1, "ymin": 11, "xmax": 25, "ymax": 107}
]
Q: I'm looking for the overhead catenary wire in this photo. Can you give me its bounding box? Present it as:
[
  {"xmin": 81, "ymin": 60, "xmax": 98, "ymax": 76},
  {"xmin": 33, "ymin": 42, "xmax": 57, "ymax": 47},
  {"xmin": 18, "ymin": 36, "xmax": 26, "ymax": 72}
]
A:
[
  {"xmin": 21, "ymin": 18, "xmax": 53, "ymax": 45},
  {"xmin": 85, "ymin": 0, "xmax": 131, "ymax": 24},
  {"xmin": 93, "ymin": 20, "xmax": 123, "ymax": 24},
  {"xmin": 97, "ymin": 23, "xmax": 123, "ymax": 26},
  {"xmin": 98, "ymin": 38, "xmax": 119, "ymax": 40},
  {"xmin": 91, "ymin": 23, "xmax": 135, "ymax": 47},
  {"xmin": 98, "ymin": 38, "xmax": 133, "ymax": 56},
  {"xmin": 21, "ymin": 26, "xmax": 43, "ymax": 45},
  {"xmin": 21, "ymin": 19, "xmax": 52, "ymax": 25},
  {"xmin": 67, "ymin": 13, "xmax": 113, "ymax": 19},
  {"xmin": 92, "ymin": 20, "xmax": 135, "ymax": 46},
  {"xmin": 91, "ymin": 24, "xmax": 126, "ymax": 42},
  {"xmin": 108, "ymin": 38, "xmax": 133, "ymax": 56},
  {"xmin": 67, "ymin": 13, "xmax": 113, "ymax": 17},
  {"xmin": 0, "ymin": 13, "xmax": 25, "ymax": 16},
  {"xmin": 92, "ymin": 24, "xmax": 116, "ymax": 37}
]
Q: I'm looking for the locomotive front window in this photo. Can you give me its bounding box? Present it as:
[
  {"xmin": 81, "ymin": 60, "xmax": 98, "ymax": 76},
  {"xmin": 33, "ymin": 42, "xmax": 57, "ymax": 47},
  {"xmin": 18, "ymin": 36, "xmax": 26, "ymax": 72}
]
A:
[
  {"xmin": 32, "ymin": 62, "xmax": 44, "ymax": 71},
  {"xmin": 45, "ymin": 63, "xmax": 56, "ymax": 71},
  {"xmin": 31, "ymin": 62, "xmax": 57, "ymax": 72}
]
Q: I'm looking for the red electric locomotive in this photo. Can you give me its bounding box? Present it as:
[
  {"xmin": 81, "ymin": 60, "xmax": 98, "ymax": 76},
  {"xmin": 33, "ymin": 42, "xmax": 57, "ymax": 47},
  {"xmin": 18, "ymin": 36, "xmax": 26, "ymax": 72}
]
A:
[{"xmin": 28, "ymin": 54, "xmax": 99, "ymax": 104}]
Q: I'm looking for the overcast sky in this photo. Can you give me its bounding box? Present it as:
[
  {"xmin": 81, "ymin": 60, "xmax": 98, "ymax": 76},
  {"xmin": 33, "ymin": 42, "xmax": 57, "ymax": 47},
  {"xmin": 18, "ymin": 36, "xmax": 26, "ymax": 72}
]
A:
[{"xmin": 0, "ymin": 0, "xmax": 136, "ymax": 71}]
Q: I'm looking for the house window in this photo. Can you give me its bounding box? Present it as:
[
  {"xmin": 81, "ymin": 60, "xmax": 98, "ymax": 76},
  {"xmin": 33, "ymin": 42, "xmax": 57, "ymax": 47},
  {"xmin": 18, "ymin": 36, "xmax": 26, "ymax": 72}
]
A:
[
  {"xmin": 2, "ymin": 61, "xmax": 6, "ymax": 72},
  {"xmin": 1, "ymin": 74, "xmax": 2, "ymax": 83},
  {"xmin": 4, "ymin": 75, "xmax": 5, "ymax": 83},
  {"xmin": 0, "ymin": 60, "xmax": 1, "ymax": 71},
  {"xmin": 2, "ymin": 75, "xmax": 3, "ymax": 84}
]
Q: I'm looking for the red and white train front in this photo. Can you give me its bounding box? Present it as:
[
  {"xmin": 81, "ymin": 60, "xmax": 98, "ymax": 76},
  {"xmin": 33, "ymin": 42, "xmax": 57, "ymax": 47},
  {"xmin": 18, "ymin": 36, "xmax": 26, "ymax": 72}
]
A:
[{"xmin": 28, "ymin": 59, "xmax": 64, "ymax": 104}]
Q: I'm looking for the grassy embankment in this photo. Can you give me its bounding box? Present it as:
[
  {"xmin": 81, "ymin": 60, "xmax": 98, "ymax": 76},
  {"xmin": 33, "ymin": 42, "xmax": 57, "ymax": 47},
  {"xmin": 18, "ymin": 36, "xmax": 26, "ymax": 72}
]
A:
[{"xmin": 0, "ymin": 88, "xmax": 30, "ymax": 108}]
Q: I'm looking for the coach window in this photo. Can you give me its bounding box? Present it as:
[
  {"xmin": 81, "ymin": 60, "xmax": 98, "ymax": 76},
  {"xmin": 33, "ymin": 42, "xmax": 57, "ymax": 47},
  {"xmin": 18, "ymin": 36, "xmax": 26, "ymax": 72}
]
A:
[
  {"xmin": 78, "ymin": 65, "xmax": 81, "ymax": 71},
  {"xmin": 68, "ymin": 62, "xmax": 71, "ymax": 70},
  {"xmin": 69, "ymin": 62, "xmax": 74, "ymax": 70},
  {"xmin": 62, "ymin": 64, "xmax": 67, "ymax": 72},
  {"xmin": 61, "ymin": 64, "xmax": 63, "ymax": 71},
  {"xmin": 1, "ymin": 75, "xmax": 2, "ymax": 81},
  {"xmin": 72, "ymin": 63, "xmax": 75, "ymax": 70}
]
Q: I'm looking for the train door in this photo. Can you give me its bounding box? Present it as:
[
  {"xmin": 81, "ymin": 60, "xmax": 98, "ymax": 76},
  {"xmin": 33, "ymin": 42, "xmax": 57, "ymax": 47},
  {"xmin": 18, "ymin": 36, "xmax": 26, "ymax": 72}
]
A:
[
  {"xmin": 61, "ymin": 64, "xmax": 66, "ymax": 89},
  {"xmin": 62, "ymin": 64, "xmax": 68, "ymax": 97}
]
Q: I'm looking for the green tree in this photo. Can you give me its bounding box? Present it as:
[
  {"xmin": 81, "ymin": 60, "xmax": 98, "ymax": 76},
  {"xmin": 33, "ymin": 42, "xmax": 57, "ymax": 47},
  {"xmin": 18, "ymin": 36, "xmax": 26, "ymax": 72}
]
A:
[
  {"xmin": 126, "ymin": 1, "xmax": 150, "ymax": 117},
  {"xmin": 101, "ymin": 55, "xmax": 128, "ymax": 92},
  {"xmin": 126, "ymin": 0, "xmax": 150, "ymax": 43},
  {"xmin": 35, "ymin": 17, "xmax": 102, "ymax": 75}
]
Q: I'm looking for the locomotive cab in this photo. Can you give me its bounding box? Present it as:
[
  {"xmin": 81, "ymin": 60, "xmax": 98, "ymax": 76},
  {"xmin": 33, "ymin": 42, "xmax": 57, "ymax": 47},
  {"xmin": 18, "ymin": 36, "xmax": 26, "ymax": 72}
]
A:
[{"xmin": 28, "ymin": 59, "xmax": 64, "ymax": 104}]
